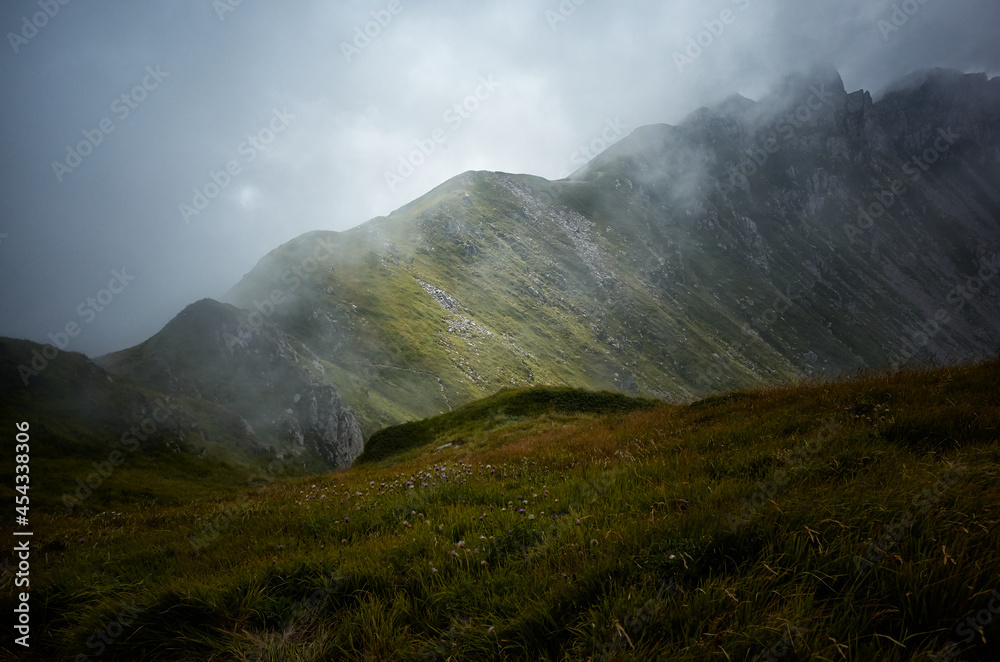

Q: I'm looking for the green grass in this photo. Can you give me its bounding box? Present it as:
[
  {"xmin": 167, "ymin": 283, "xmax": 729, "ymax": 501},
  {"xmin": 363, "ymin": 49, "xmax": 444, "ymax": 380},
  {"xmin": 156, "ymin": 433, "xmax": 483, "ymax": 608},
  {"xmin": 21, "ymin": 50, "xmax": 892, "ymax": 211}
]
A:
[
  {"xmin": 358, "ymin": 386, "xmax": 658, "ymax": 464},
  {"xmin": 220, "ymin": 171, "xmax": 817, "ymax": 439},
  {"xmin": 4, "ymin": 359, "xmax": 1000, "ymax": 660}
]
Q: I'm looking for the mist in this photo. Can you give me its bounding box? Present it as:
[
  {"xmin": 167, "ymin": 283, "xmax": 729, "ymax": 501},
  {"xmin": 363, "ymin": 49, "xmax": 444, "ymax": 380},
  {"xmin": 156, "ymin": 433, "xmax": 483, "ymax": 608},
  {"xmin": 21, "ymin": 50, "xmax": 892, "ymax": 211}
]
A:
[{"xmin": 1, "ymin": 0, "xmax": 998, "ymax": 357}]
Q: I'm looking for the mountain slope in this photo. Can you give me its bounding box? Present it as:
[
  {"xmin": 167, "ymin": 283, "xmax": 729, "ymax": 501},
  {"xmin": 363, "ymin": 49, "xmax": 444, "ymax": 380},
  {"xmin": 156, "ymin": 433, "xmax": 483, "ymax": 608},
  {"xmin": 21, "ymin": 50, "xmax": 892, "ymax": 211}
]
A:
[
  {"xmin": 97, "ymin": 298, "xmax": 364, "ymax": 470},
  {"xmin": 0, "ymin": 337, "xmax": 271, "ymax": 512},
  {"xmin": 357, "ymin": 386, "xmax": 658, "ymax": 464},
  {"xmin": 15, "ymin": 359, "xmax": 1000, "ymax": 660},
  {"xmin": 212, "ymin": 68, "xmax": 1000, "ymax": 436},
  {"xmin": 570, "ymin": 67, "xmax": 1000, "ymax": 372}
]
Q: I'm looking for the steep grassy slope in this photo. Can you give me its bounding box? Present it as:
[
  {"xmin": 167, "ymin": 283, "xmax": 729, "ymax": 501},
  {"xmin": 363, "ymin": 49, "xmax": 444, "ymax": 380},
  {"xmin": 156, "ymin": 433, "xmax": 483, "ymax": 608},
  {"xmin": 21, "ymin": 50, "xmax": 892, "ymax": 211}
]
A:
[
  {"xmin": 215, "ymin": 69, "xmax": 1000, "ymax": 439},
  {"xmin": 221, "ymin": 170, "xmax": 806, "ymax": 438},
  {"xmin": 222, "ymin": 178, "xmax": 716, "ymax": 432},
  {"xmin": 9, "ymin": 359, "xmax": 1000, "ymax": 660}
]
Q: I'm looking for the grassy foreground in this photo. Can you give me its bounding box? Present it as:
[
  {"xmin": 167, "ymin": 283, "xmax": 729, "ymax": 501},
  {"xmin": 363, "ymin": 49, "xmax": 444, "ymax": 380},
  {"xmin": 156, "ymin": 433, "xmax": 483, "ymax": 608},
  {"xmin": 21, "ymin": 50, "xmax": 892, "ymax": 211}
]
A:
[{"xmin": 4, "ymin": 360, "xmax": 1000, "ymax": 661}]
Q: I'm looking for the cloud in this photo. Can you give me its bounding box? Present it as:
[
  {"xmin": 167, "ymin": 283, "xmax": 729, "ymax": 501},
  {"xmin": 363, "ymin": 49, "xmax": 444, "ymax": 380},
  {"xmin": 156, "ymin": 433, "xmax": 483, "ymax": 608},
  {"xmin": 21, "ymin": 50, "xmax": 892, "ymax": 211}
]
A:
[{"xmin": 0, "ymin": 0, "xmax": 997, "ymax": 355}]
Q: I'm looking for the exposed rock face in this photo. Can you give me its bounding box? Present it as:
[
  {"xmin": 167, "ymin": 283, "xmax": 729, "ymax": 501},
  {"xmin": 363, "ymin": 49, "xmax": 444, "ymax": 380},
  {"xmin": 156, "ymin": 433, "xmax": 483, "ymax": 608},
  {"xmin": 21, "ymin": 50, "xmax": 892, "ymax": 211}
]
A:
[
  {"xmin": 417, "ymin": 279, "xmax": 465, "ymax": 313},
  {"xmin": 568, "ymin": 67, "xmax": 1000, "ymax": 379},
  {"xmin": 284, "ymin": 385, "xmax": 364, "ymax": 467}
]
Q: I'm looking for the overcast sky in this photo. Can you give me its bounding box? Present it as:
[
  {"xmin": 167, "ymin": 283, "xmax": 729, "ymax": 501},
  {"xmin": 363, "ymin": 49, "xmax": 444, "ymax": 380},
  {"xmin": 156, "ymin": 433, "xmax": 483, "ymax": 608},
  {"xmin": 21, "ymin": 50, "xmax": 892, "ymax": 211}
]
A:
[{"xmin": 1, "ymin": 0, "xmax": 998, "ymax": 358}]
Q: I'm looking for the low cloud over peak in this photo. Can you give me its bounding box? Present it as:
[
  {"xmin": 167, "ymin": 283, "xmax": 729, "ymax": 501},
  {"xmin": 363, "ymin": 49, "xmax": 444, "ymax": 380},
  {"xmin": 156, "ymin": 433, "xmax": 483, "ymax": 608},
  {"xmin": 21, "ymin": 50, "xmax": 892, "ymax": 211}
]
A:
[{"xmin": 1, "ymin": 1, "xmax": 998, "ymax": 356}]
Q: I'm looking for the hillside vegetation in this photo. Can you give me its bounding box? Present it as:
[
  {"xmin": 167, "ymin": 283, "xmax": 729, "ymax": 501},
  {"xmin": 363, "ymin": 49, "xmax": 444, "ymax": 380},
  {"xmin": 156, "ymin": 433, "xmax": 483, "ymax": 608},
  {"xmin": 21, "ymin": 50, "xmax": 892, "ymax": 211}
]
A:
[
  {"xmin": 357, "ymin": 386, "xmax": 658, "ymax": 464},
  {"xmin": 5, "ymin": 359, "xmax": 1000, "ymax": 661},
  {"xmin": 214, "ymin": 68, "xmax": 1000, "ymax": 439}
]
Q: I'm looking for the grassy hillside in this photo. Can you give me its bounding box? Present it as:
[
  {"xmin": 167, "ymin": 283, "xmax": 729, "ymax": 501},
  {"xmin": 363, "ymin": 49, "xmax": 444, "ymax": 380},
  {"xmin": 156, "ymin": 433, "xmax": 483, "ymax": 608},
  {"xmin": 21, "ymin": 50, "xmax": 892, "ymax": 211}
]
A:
[
  {"xmin": 357, "ymin": 386, "xmax": 658, "ymax": 464},
  {"xmin": 222, "ymin": 170, "xmax": 810, "ymax": 438},
  {"xmin": 6, "ymin": 359, "xmax": 1000, "ymax": 660},
  {"xmin": 214, "ymin": 70, "xmax": 1000, "ymax": 440}
]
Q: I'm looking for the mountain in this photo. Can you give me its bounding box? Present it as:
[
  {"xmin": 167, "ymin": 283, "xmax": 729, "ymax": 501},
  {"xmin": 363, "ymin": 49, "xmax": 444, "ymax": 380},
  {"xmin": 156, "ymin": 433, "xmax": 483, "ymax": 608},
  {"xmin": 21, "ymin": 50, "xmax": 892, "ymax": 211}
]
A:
[
  {"xmin": 6, "ymin": 64, "xmax": 1000, "ymax": 660},
  {"xmin": 96, "ymin": 298, "xmax": 364, "ymax": 471},
  {"xmin": 212, "ymin": 67, "xmax": 998, "ymax": 434},
  {"xmin": 0, "ymin": 336, "xmax": 270, "ymax": 512},
  {"xmin": 9, "ymin": 66, "xmax": 1000, "ymax": 469},
  {"xmin": 0, "ymin": 300, "xmax": 366, "ymax": 513}
]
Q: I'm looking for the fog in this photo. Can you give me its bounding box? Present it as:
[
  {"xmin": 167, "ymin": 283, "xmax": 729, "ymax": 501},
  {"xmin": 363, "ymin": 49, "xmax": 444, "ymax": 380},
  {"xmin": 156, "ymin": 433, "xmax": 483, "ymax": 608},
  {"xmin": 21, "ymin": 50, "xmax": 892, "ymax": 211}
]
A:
[{"xmin": 1, "ymin": 0, "xmax": 998, "ymax": 356}]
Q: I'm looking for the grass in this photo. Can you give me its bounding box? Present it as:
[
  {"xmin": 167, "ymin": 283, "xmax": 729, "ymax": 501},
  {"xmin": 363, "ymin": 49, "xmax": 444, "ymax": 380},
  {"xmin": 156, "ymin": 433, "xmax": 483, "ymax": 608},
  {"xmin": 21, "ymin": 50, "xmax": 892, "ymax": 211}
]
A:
[
  {"xmin": 3, "ymin": 359, "xmax": 1000, "ymax": 660},
  {"xmin": 357, "ymin": 386, "xmax": 658, "ymax": 464},
  {"xmin": 221, "ymin": 170, "xmax": 816, "ymax": 439}
]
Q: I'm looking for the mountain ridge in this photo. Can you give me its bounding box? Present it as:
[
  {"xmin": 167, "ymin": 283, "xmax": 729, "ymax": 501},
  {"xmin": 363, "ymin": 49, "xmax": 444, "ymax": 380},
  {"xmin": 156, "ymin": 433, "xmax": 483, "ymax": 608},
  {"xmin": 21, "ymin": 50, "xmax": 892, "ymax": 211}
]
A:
[
  {"xmin": 124, "ymin": 66, "xmax": 1000, "ymax": 437},
  {"xmin": 6, "ymin": 65, "xmax": 1000, "ymax": 472}
]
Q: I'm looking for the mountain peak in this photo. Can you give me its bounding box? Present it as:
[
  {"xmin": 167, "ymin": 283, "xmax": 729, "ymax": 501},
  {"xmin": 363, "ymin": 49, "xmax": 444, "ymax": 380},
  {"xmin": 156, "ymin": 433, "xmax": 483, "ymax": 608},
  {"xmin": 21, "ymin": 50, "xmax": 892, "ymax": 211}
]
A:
[
  {"xmin": 759, "ymin": 65, "xmax": 846, "ymax": 111},
  {"xmin": 875, "ymin": 67, "xmax": 994, "ymax": 101},
  {"xmin": 98, "ymin": 295, "xmax": 365, "ymax": 470},
  {"xmin": 681, "ymin": 67, "xmax": 846, "ymax": 129},
  {"xmin": 680, "ymin": 93, "xmax": 757, "ymax": 127}
]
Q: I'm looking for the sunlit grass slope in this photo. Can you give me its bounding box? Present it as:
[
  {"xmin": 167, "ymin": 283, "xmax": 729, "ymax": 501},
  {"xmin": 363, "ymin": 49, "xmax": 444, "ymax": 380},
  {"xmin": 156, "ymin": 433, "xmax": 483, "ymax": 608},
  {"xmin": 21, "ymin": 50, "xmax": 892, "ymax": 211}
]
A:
[{"xmin": 8, "ymin": 359, "xmax": 1000, "ymax": 661}]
